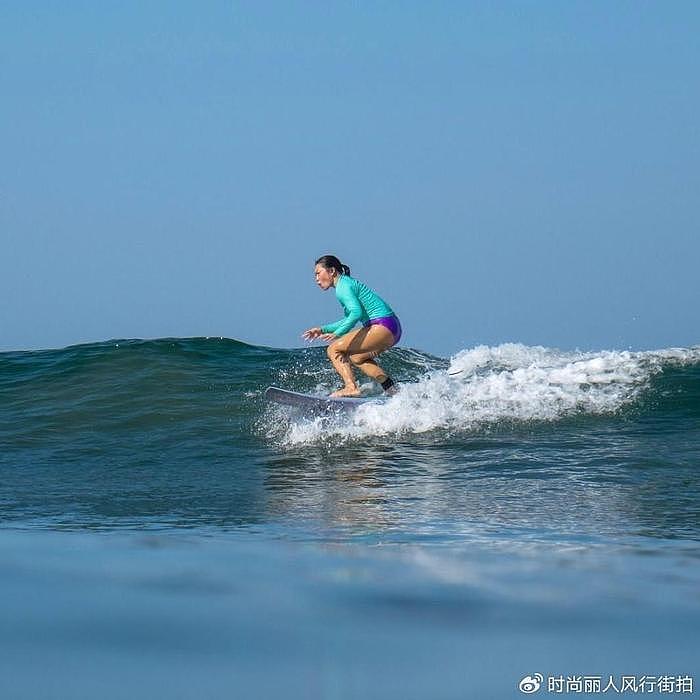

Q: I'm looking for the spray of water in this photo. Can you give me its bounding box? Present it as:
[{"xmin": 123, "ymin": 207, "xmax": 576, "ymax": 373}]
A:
[{"xmin": 267, "ymin": 343, "xmax": 700, "ymax": 446}]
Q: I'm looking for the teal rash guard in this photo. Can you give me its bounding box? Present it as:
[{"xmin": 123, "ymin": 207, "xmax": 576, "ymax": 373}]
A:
[{"xmin": 321, "ymin": 275, "xmax": 395, "ymax": 337}]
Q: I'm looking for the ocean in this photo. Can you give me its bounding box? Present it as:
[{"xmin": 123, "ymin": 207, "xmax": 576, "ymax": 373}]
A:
[{"xmin": 1, "ymin": 338, "xmax": 699, "ymax": 699}]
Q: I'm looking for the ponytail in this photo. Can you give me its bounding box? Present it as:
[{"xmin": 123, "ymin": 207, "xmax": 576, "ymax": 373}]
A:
[{"xmin": 315, "ymin": 255, "xmax": 350, "ymax": 277}]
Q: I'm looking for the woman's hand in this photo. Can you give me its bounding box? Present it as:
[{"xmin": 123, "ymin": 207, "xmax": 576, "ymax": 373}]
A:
[
  {"xmin": 302, "ymin": 328, "xmax": 336, "ymax": 342},
  {"xmin": 302, "ymin": 327, "xmax": 322, "ymax": 340}
]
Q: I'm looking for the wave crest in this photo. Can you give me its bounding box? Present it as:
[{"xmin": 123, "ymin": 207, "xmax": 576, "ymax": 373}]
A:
[{"xmin": 274, "ymin": 343, "xmax": 700, "ymax": 446}]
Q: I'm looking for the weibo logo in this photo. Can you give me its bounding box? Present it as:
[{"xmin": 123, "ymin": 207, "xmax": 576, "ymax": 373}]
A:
[{"xmin": 519, "ymin": 674, "xmax": 544, "ymax": 694}]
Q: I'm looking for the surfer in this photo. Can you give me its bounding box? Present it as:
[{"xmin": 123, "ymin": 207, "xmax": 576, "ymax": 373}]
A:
[{"xmin": 303, "ymin": 255, "xmax": 401, "ymax": 397}]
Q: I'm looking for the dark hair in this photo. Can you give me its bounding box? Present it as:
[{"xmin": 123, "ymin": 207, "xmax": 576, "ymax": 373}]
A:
[{"xmin": 315, "ymin": 255, "xmax": 350, "ymax": 276}]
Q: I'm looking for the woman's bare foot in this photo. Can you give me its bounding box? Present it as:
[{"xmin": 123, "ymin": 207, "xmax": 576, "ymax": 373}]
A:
[{"xmin": 330, "ymin": 387, "xmax": 362, "ymax": 398}]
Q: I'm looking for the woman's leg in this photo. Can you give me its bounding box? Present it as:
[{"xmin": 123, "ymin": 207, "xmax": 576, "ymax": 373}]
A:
[
  {"xmin": 326, "ymin": 330, "xmax": 362, "ymax": 396},
  {"xmin": 327, "ymin": 325, "xmax": 396, "ymax": 396}
]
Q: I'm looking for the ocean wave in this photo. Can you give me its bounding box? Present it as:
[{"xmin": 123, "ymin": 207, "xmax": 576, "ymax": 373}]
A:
[
  {"xmin": 272, "ymin": 343, "xmax": 700, "ymax": 446},
  {"xmin": 2, "ymin": 337, "xmax": 698, "ymax": 449}
]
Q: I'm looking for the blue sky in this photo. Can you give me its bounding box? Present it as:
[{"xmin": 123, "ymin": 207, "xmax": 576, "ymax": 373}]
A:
[{"xmin": 2, "ymin": 1, "xmax": 698, "ymax": 356}]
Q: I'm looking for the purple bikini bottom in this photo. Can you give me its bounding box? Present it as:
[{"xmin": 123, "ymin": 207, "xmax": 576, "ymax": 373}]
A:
[{"xmin": 363, "ymin": 315, "xmax": 402, "ymax": 345}]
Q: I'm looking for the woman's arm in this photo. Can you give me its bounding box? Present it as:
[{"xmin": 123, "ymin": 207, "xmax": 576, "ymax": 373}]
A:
[{"xmin": 321, "ymin": 283, "xmax": 363, "ymax": 337}]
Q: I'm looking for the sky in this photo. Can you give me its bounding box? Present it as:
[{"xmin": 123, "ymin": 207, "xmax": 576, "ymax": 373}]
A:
[{"xmin": 2, "ymin": 1, "xmax": 698, "ymax": 357}]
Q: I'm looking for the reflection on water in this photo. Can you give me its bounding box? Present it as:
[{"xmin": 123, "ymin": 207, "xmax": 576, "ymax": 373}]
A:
[
  {"xmin": 261, "ymin": 426, "xmax": 700, "ymax": 545},
  {"xmin": 3, "ymin": 419, "xmax": 699, "ymax": 547}
]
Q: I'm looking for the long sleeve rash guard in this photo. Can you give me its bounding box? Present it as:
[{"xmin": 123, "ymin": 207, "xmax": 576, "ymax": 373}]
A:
[{"xmin": 320, "ymin": 275, "xmax": 395, "ymax": 337}]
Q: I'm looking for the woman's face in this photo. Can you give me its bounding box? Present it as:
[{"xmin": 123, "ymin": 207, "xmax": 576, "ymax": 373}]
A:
[{"xmin": 314, "ymin": 264, "xmax": 335, "ymax": 290}]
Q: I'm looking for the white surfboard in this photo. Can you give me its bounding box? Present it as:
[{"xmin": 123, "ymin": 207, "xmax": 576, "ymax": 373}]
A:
[{"xmin": 264, "ymin": 386, "xmax": 384, "ymax": 412}]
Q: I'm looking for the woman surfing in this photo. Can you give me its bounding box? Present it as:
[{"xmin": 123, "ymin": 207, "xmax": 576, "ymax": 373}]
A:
[{"xmin": 303, "ymin": 255, "xmax": 401, "ymax": 397}]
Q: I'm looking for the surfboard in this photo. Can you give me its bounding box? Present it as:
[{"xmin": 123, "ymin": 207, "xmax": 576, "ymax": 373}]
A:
[{"xmin": 265, "ymin": 386, "xmax": 383, "ymax": 413}]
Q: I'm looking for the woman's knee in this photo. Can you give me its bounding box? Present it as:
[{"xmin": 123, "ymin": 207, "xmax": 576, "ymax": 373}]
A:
[{"xmin": 327, "ymin": 342, "xmax": 346, "ymax": 360}]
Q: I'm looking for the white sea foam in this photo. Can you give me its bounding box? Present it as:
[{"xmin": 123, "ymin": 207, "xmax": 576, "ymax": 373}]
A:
[{"xmin": 279, "ymin": 344, "xmax": 700, "ymax": 446}]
